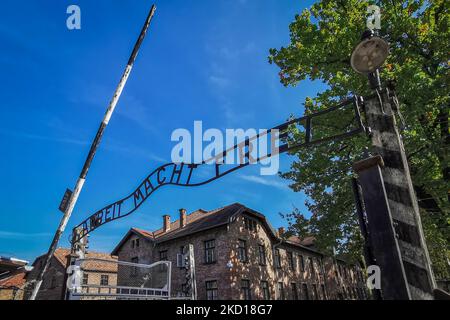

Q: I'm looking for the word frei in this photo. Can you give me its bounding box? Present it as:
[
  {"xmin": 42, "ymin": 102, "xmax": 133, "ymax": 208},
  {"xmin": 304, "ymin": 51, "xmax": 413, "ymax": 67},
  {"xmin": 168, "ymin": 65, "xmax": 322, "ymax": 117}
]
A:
[{"xmin": 171, "ymin": 121, "xmax": 280, "ymax": 176}]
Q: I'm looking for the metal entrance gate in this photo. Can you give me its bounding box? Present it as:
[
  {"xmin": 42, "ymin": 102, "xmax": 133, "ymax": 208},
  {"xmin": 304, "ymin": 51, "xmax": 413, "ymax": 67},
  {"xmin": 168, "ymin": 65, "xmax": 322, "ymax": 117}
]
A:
[{"xmin": 67, "ymin": 258, "xmax": 172, "ymax": 300}]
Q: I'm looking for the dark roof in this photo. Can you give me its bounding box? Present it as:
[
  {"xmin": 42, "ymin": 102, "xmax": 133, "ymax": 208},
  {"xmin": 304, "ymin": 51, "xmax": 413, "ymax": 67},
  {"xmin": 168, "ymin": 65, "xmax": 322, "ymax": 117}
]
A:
[
  {"xmin": 112, "ymin": 203, "xmax": 325, "ymax": 256},
  {"xmin": 0, "ymin": 271, "xmax": 27, "ymax": 288},
  {"xmin": 33, "ymin": 248, "xmax": 117, "ymax": 271},
  {"xmin": 111, "ymin": 203, "xmax": 247, "ymax": 255},
  {"xmin": 155, "ymin": 203, "xmax": 244, "ymax": 243},
  {"xmin": 287, "ymin": 235, "xmax": 316, "ymax": 247}
]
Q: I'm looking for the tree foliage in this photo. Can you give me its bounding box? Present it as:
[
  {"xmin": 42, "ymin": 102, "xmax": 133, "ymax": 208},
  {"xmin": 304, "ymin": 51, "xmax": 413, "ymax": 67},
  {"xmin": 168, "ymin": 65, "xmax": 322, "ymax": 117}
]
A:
[{"xmin": 269, "ymin": 0, "xmax": 449, "ymax": 276}]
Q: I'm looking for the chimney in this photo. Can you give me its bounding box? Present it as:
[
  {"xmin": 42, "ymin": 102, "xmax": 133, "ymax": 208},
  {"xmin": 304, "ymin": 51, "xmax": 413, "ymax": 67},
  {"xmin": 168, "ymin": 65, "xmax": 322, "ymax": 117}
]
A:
[
  {"xmin": 179, "ymin": 208, "xmax": 187, "ymax": 228},
  {"xmin": 278, "ymin": 227, "xmax": 285, "ymax": 237},
  {"xmin": 163, "ymin": 215, "xmax": 171, "ymax": 232}
]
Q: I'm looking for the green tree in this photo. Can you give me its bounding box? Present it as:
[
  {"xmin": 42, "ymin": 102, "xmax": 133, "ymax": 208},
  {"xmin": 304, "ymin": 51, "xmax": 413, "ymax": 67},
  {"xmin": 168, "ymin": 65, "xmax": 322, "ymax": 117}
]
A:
[{"xmin": 269, "ymin": 0, "xmax": 449, "ymax": 277}]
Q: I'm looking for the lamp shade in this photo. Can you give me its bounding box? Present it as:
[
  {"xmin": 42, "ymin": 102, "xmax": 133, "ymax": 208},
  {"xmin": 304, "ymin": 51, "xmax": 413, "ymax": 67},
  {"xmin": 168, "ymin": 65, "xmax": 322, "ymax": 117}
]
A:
[{"xmin": 350, "ymin": 36, "xmax": 389, "ymax": 74}]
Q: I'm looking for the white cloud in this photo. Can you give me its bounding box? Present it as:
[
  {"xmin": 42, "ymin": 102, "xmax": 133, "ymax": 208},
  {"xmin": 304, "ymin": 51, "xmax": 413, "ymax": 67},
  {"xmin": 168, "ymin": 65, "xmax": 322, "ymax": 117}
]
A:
[
  {"xmin": 208, "ymin": 75, "xmax": 230, "ymax": 89},
  {"xmin": 0, "ymin": 129, "xmax": 89, "ymax": 146},
  {"xmin": 0, "ymin": 231, "xmax": 52, "ymax": 240},
  {"xmin": 239, "ymin": 175, "xmax": 287, "ymax": 190}
]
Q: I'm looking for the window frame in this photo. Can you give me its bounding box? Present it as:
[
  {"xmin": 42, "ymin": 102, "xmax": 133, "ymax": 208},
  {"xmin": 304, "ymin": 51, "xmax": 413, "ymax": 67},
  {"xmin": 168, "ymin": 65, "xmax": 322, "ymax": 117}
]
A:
[
  {"xmin": 313, "ymin": 284, "xmax": 319, "ymax": 300},
  {"xmin": 100, "ymin": 274, "xmax": 109, "ymax": 286},
  {"xmin": 238, "ymin": 239, "xmax": 248, "ymax": 263},
  {"xmin": 287, "ymin": 251, "xmax": 294, "ymax": 270},
  {"xmin": 204, "ymin": 239, "xmax": 216, "ymax": 264},
  {"xmin": 302, "ymin": 283, "xmax": 309, "ymax": 300},
  {"xmin": 321, "ymin": 284, "xmax": 327, "ymax": 300},
  {"xmin": 299, "ymin": 254, "xmax": 305, "ymax": 272},
  {"xmin": 277, "ymin": 282, "xmax": 285, "ymax": 300},
  {"xmin": 243, "ymin": 216, "xmax": 257, "ymax": 232},
  {"xmin": 309, "ymin": 257, "xmax": 315, "ymax": 274},
  {"xmin": 241, "ymin": 279, "xmax": 251, "ymax": 300},
  {"xmin": 274, "ymin": 248, "xmax": 281, "ymax": 269},
  {"xmin": 261, "ymin": 281, "xmax": 270, "ymax": 300},
  {"xmin": 206, "ymin": 280, "xmax": 218, "ymax": 300},
  {"xmin": 258, "ymin": 244, "xmax": 266, "ymax": 266},
  {"xmin": 159, "ymin": 250, "xmax": 168, "ymax": 261},
  {"xmin": 290, "ymin": 282, "xmax": 298, "ymax": 300}
]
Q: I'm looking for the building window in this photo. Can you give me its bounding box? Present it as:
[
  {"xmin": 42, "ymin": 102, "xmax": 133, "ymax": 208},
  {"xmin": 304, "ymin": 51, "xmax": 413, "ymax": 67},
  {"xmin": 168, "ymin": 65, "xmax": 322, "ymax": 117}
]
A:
[
  {"xmin": 206, "ymin": 280, "xmax": 218, "ymax": 300},
  {"xmin": 309, "ymin": 257, "xmax": 315, "ymax": 274},
  {"xmin": 313, "ymin": 284, "xmax": 319, "ymax": 300},
  {"xmin": 243, "ymin": 216, "xmax": 257, "ymax": 232},
  {"xmin": 159, "ymin": 250, "xmax": 168, "ymax": 260},
  {"xmin": 321, "ymin": 284, "xmax": 327, "ymax": 300},
  {"xmin": 82, "ymin": 273, "xmax": 89, "ymax": 285},
  {"xmin": 274, "ymin": 248, "xmax": 281, "ymax": 268},
  {"xmin": 299, "ymin": 255, "xmax": 305, "ymax": 272},
  {"xmin": 241, "ymin": 279, "xmax": 251, "ymax": 300},
  {"xmin": 287, "ymin": 252, "xmax": 294, "ymax": 270},
  {"xmin": 258, "ymin": 244, "xmax": 266, "ymax": 265},
  {"xmin": 238, "ymin": 239, "xmax": 247, "ymax": 262},
  {"xmin": 302, "ymin": 283, "xmax": 309, "ymax": 300},
  {"xmin": 261, "ymin": 281, "xmax": 270, "ymax": 300},
  {"xmin": 159, "ymin": 250, "xmax": 168, "ymax": 271},
  {"xmin": 319, "ymin": 259, "xmax": 324, "ymax": 274},
  {"xmin": 100, "ymin": 275, "xmax": 109, "ymax": 286},
  {"xmin": 276, "ymin": 282, "xmax": 285, "ymax": 300},
  {"xmin": 204, "ymin": 240, "xmax": 216, "ymax": 264},
  {"xmin": 131, "ymin": 238, "xmax": 139, "ymax": 248},
  {"xmin": 290, "ymin": 283, "xmax": 298, "ymax": 300},
  {"xmin": 131, "ymin": 257, "xmax": 139, "ymax": 276}
]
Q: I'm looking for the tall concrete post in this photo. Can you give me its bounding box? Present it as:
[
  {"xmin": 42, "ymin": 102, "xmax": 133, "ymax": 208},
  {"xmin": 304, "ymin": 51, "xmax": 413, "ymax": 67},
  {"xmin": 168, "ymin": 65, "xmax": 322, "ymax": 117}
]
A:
[{"xmin": 357, "ymin": 88, "xmax": 436, "ymax": 299}]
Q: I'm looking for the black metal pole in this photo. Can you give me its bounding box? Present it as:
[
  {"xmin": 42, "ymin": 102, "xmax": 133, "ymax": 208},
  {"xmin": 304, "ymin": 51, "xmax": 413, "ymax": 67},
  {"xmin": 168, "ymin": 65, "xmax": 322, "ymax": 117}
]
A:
[{"xmin": 29, "ymin": 4, "xmax": 157, "ymax": 300}]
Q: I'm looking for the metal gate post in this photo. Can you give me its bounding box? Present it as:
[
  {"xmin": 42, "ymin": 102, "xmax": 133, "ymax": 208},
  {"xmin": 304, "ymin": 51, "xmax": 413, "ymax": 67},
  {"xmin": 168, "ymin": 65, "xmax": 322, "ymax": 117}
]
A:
[
  {"xmin": 64, "ymin": 227, "xmax": 87, "ymax": 300},
  {"xmin": 358, "ymin": 89, "xmax": 436, "ymax": 299},
  {"xmin": 353, "ymin": 156, "xmax": 410, "ymax": 299}
]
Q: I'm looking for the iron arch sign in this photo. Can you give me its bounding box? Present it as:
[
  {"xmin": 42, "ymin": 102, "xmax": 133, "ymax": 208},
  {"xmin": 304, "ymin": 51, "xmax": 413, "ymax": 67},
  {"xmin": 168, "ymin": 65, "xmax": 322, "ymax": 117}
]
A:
[{"xmin": 72, "ymin": 96, "xmax": 365, "ymax": 243}]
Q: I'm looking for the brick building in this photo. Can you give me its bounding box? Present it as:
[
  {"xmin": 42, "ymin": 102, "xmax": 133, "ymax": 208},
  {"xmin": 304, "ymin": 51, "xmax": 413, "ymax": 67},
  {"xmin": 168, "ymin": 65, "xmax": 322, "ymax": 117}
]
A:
[
  {"xmin": 112, "ymin": 203, "xmax": 367, "ymax": 300},
  {"xmin": 25, "ymin": 248, "xmax": 118, "ymax": 300},
  {"xmin": 0, "ymin": 257, "xmax": 32, "ymax": 300}
]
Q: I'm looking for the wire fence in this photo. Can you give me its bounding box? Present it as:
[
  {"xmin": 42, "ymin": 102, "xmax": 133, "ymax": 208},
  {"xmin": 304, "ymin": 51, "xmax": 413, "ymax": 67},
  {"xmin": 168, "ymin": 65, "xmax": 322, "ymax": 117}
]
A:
[{"xmin": 67, "ymin": 258, "xmax": 171, "ymax": 300}]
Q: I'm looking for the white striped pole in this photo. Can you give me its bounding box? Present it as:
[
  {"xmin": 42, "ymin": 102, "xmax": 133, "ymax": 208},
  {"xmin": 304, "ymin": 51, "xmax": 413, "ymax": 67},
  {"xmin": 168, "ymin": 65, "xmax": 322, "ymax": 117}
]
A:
[{"xmin": 29, "ymin": 4, "xmax": 157, "ymax": 300}]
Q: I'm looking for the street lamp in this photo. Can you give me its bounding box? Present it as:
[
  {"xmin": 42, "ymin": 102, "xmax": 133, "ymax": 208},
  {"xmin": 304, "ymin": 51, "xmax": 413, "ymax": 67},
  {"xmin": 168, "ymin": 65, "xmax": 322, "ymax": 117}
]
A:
[{"xmin": 350, "ymin": 29, "xmax": 389, "ymax": 89}]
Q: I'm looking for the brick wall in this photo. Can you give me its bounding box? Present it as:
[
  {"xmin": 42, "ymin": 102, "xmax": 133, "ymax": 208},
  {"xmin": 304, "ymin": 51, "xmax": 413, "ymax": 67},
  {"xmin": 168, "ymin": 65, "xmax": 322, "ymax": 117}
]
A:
[
  {"xmin": 24, "ymin": 256, "xmax": 66, "ymax": 300},
  {"xmin": 116, "ymin": 211, "xmax": 367, "ymax": 300}
]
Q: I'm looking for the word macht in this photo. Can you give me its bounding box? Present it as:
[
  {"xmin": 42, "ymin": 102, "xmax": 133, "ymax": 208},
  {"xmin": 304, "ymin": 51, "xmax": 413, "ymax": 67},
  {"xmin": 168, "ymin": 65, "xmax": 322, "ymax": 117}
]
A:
[{"xmin": 171, "ymin": 121, "xmax": 280, "ymax": 176}]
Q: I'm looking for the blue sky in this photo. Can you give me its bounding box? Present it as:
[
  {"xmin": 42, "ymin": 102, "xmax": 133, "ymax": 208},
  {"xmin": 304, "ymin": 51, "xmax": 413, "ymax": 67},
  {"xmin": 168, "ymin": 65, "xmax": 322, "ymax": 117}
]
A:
[{"xmin": 0, "ymin": 0, "xmax": 325, "ymax": 261}]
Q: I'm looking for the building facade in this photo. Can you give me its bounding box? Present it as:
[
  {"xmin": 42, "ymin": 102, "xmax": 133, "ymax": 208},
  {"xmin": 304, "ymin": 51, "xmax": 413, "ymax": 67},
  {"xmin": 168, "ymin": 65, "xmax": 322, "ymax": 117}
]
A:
[
  {"xmin": 112, "ymin": 203, "xmax": 367, "ymax": 300},
  {"xmin": 0, "ymin": 256, "xmax": 31, "ymax": 300},
  {"xmin": 25, "ymin": 248, "xmax": 118, "ymax": 300}
]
